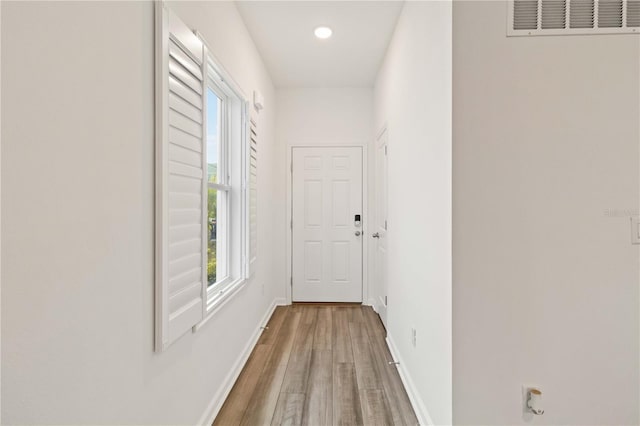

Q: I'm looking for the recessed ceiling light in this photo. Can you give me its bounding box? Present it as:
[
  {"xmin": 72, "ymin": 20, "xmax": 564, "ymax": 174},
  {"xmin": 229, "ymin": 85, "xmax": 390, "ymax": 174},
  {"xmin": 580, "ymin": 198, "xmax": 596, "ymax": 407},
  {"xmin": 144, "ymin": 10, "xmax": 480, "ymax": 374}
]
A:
[{"xmin": 314, "ymin": 26, "xmax": 332, "ymax": 39}]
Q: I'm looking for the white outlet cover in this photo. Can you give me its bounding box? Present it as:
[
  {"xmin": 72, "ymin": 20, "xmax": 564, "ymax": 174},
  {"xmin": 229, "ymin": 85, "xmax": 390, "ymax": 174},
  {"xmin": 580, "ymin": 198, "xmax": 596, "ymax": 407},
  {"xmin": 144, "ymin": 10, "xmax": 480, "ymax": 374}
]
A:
[{"xmin": 521, "ymin": 384, "xmax": 542, "ymax": 419}]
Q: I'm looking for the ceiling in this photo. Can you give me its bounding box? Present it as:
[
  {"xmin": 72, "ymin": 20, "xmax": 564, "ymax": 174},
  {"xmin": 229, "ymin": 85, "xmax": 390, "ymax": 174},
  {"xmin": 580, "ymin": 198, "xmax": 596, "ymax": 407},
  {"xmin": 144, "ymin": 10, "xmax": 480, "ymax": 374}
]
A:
[{"xmin": 236, "ymin": 1, "xmax": 404, "ymax": 88}]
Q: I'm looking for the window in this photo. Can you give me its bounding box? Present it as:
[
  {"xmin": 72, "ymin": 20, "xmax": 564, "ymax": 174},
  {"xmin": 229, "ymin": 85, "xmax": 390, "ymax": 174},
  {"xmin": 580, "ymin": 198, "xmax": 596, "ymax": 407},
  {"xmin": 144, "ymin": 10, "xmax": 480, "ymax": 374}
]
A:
[
  {"xmin": 204, "ymin": 61, "xmax": 246, "ymax": 309},
  {"xmin": 206, "ymin": 87, "xmax": 227, "ymax": 287},
  {"xmin": 154, "ymin": 3, "xmax": 254, "ymax": 351}
]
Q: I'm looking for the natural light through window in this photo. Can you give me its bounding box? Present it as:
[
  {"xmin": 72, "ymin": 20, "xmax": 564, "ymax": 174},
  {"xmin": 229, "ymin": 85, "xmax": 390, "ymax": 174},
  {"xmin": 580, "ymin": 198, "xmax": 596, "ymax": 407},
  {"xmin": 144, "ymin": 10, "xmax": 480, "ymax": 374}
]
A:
[{"xmin": 206, "ymin": 88, "xmax": 227, "ymax": 287}]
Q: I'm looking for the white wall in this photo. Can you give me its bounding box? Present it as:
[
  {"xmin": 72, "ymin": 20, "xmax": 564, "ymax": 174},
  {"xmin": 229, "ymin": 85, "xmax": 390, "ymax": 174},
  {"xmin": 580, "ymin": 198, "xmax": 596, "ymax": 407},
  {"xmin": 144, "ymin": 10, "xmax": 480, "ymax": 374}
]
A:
[
  {"xmin": 373, "ymin": 2, "xmax": 452, "ymax": 424},
  {"xmin": 277, "ymin": 88, "xmax": 373, "ymax": 145},
  {"xmin": 0, "ymin": 3, "xmax": 3, "ymax": 422},
  {"xmin": 453, "ymin": 1, "xmax": 640, "ymax": 424},
  {"xmin": 1, "ymin": 1, "xmax": 281, "ymax": 424},
  {"xmin": 277, "ymin": 88, "xmax": 373, "ymax": 302}
]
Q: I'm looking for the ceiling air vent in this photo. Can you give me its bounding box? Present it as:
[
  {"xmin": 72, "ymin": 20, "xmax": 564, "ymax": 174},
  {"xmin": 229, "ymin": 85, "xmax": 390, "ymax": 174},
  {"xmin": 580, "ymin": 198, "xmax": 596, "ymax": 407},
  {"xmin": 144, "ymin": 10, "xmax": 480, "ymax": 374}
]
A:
[{"xmin": 508, "ymin": 0, "xmax": 640, "ymax": 35}]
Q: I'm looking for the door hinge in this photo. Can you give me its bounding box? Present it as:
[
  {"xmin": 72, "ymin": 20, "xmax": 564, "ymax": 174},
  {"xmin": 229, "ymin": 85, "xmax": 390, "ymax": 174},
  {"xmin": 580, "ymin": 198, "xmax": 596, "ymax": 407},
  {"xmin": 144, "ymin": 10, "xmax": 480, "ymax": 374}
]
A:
[
  {"xmin": 290, "ymin": 277, "xmax": 293, "ymax": 287},
  {"xmin": 290, "ymin": 219, "xmax": 293, "ymax": 230},
  {"xmin": 385, "ymin": 295, "xmax": 388, "ymax": 306},
  {"xmin": 384, "ymin": 145, "xmax": 388, "ymax": 155},
  {"xmin": 290, "ymin": 162, "xmax": 293, "ymax": 173},
  {"xmin": 385, "ymin": 220, "xmax": 388, "ymax": 230}
]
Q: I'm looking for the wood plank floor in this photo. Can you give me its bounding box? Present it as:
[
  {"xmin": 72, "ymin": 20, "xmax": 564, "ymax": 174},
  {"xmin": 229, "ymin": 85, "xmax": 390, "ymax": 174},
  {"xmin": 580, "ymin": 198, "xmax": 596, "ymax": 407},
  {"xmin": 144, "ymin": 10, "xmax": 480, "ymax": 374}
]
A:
[{"xmin": 213, "ymin": 304, "xmax": 419, "ymax": 426}]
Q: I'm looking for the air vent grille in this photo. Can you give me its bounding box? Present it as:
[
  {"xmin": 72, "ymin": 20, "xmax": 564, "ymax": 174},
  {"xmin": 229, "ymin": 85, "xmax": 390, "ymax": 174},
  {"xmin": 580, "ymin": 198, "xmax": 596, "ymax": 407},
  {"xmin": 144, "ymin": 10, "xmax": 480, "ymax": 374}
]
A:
[
  {"xmin": 570, "ymin": 0, "xmax": 595, "ymax": 28},
  {"xmin": 628, "ymin": 0, "xmax": 640, "ymax": 26},
  {"xmin": 514, "ymin": 0, "xmax": 539, "ymax": 29},
  {"xmin": 542, "ymin": 0, "xmax": 567, "ymax": 28},
  {"xmin": 509, "ymin": 0, "xmax": 640, "ymax": 34},
  {"xmin": 598, "ymin": 0, "xmax": 623, "ymax": 27}
]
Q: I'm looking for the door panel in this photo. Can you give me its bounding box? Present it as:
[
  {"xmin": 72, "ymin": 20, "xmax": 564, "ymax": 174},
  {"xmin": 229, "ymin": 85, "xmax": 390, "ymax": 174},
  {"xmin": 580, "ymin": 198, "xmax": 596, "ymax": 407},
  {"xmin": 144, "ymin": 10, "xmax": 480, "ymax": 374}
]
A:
[
  {"xmin": 374, "ymin": 131, "xmax": 388, "ymax": 326},
  {"xmin": 292, "ymin": 147, "xmax": 363, "ymax": 302}
]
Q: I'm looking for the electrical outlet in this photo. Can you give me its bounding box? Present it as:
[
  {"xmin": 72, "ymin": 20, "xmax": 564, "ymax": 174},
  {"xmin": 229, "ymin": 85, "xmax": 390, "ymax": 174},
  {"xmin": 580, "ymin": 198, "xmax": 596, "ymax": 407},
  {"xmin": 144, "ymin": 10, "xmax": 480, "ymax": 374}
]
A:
[
  {"xmin": 521, "ymin": 384, "xmax": 543, "ymax": 418},
  {"xmin": 411, "ymin": 327, "xmax": 417, "ymax": 347}
]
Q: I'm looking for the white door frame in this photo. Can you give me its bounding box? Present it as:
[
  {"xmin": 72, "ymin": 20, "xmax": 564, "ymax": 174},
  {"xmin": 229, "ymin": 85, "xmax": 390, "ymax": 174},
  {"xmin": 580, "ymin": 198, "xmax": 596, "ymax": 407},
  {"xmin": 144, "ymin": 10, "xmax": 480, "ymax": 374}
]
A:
[
  {"xmin": 285, "ymin": 143, "xmax": 369, "ymax": 305},
  {"xmin": 372, "ymin": 125, "xmax": 389, "ymax": 323}
]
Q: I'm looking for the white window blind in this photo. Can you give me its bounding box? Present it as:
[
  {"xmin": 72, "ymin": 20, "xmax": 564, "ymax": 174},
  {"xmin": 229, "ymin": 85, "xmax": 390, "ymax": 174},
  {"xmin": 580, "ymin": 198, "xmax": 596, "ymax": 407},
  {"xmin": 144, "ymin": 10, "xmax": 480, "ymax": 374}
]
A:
[
  {"xmin": 155, "ymin": 3, "xmax": 206, "ymax": 351},
  {"xmin": 248, "ymin": 117, "xmax": 258, "ymax": 275},
  {"xmin": 508, "ymin": 0, "xmax": 640, "ymax": 35}
]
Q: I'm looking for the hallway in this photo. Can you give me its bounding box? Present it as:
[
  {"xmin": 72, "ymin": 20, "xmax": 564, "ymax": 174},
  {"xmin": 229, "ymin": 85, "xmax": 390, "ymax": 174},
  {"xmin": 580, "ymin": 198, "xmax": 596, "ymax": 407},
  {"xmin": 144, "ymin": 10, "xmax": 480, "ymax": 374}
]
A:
[
  {"xmin": 214, "ymin": 305, "xmax": 418, "ymax": 425},
  {"xmin": 3, "ymin": 1, "xmax": 638, "ymax": 424}
]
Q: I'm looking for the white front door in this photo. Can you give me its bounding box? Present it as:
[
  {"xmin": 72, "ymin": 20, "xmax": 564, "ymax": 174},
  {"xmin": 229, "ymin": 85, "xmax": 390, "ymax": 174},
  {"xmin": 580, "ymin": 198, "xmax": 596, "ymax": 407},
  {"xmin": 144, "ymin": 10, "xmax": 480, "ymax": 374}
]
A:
[
  {"xmin": 374, "ymin": 130, "xmax": 388, "ymax": 327},
  {"xmin": 292, "ymin": 147, "xmax": 363, "ymax": 302}
]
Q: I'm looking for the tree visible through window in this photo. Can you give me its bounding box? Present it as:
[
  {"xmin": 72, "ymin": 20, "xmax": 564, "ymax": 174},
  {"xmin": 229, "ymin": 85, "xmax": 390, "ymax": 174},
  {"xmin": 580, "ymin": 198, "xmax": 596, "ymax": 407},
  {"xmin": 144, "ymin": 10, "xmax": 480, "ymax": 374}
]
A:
[{"xmin": 206, "ymin": 88, "xmax": 224, "ymax": 286}]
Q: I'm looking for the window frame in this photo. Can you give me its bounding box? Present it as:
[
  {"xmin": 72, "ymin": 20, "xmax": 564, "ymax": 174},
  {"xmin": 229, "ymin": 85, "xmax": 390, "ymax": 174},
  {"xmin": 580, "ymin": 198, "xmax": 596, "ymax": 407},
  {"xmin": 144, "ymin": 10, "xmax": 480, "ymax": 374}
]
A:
[
  {"xmin": 205, "ymin": 79, "xmax": 231, "ymax": 291},
  {"xmin": 199, "ymin": 48, "xmax": 251, "ymax": 318}
]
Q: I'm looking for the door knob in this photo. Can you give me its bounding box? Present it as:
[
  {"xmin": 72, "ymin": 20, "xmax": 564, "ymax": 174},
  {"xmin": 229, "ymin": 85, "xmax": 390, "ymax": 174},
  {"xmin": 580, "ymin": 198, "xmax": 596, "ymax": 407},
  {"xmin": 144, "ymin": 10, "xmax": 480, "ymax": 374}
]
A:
[
  {"xmin": 355, "ymin": 231, "xmax": 361, "ymax": 236},
  {"xmin": 372, "ymin": 232, "xmax": 380, "ymax": 238}
]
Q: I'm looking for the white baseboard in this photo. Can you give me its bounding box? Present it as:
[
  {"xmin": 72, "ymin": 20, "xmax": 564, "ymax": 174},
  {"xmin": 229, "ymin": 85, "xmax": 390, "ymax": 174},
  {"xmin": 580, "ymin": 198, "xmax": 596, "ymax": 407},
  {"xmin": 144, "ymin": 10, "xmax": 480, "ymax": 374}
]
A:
[
  {"xmin": 367, "ymin": 298, "xmax": 377, "ymax": 310},
  {"xmin": 386, "ymin": 335, "xmax": 435, "ymax": 426},
  {"xmin": 196, "ymin": 298, "xmax": 284, "ymax": 426}
]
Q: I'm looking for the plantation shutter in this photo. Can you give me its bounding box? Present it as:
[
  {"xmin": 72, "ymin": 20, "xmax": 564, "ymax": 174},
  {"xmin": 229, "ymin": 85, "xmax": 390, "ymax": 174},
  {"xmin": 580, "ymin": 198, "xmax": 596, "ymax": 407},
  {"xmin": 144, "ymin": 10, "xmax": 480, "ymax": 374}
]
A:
[
  {"xmin": 155, "ymin": 3, "xmax": 206, "ymax": 351},
  {"xmin": 248, "ymin": 117, "xmax": 258, "ymax": 275}
]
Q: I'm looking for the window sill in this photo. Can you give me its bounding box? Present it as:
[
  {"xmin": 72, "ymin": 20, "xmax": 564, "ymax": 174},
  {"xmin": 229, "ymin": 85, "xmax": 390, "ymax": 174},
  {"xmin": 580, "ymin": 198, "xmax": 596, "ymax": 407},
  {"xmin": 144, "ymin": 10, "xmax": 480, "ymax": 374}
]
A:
[{"xmin": 192, "ymin": 277, "xmax": 247, "ymax": 332}]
